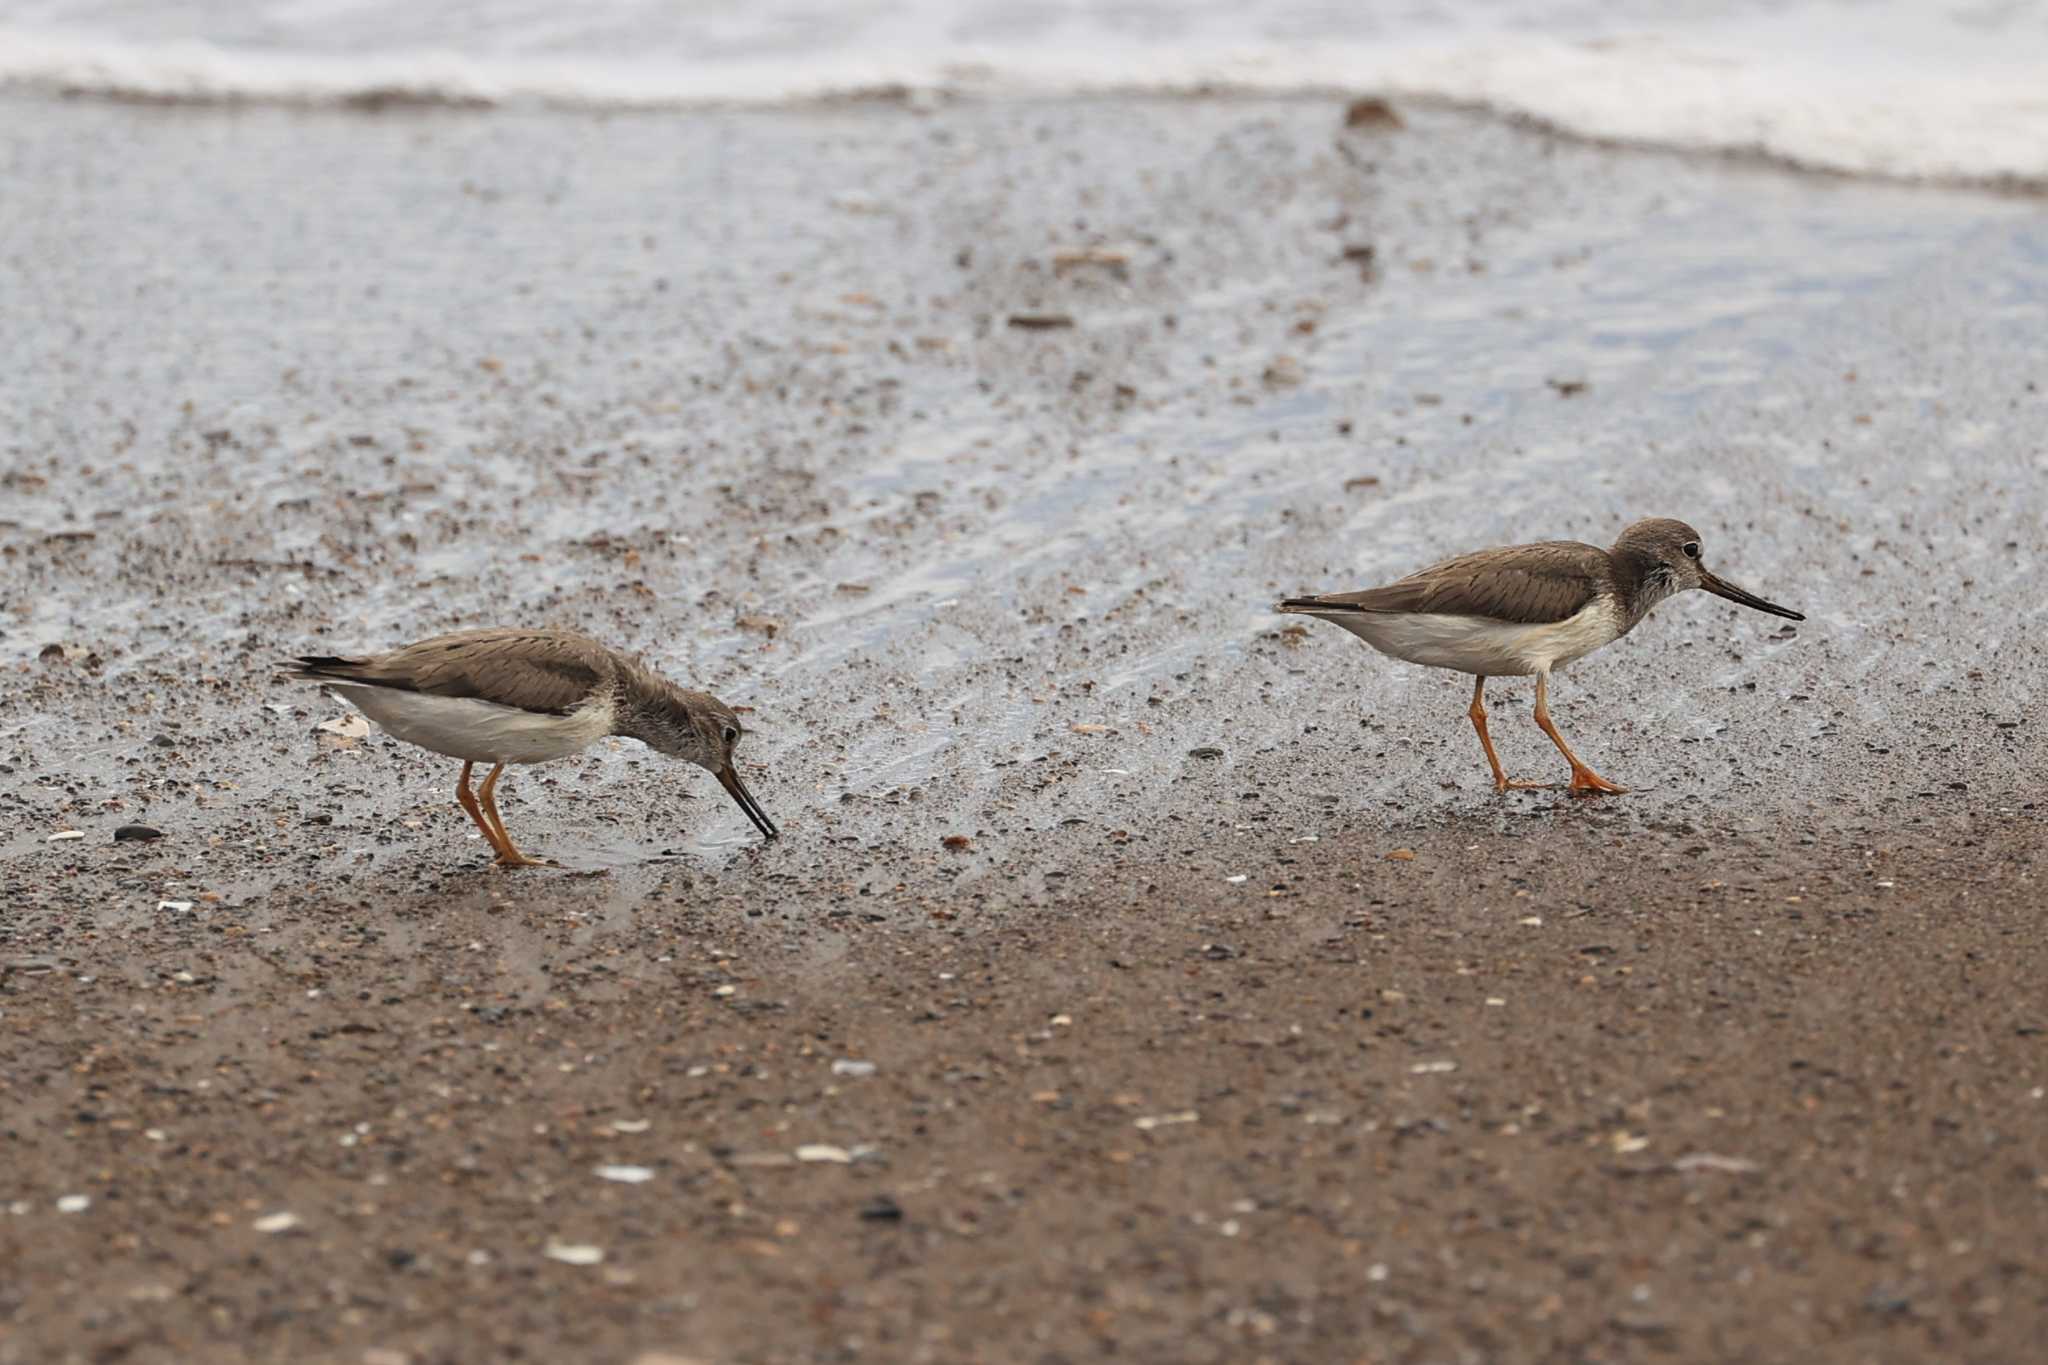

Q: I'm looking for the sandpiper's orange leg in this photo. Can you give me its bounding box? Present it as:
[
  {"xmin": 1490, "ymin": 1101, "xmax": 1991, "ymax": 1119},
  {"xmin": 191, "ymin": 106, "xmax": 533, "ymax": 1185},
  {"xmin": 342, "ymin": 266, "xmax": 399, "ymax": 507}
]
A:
[
  {"xmin": 1532, "ymin": 674, "xmax": 1627, "ymax": 795},
  {"xmin": 455, "ymin": 761, "xmax": 513, "ymax": 860},
  {"xmin": 477, "ymin": 762, "xmax": 553, "ymax": 868},
  {"xmin": 1469, "ymin": 676, "xmax": 1550, "ymax": 793}
]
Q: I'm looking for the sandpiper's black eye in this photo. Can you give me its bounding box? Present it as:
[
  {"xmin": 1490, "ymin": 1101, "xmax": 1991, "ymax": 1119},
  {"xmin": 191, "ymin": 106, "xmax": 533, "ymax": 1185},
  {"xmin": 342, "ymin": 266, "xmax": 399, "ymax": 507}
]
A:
[
  {"xmin": 722, "ymin": 725, "xmax": 739, "ymax": 746},
  {"xmin": 1681, "ymin": 541, "xmax": 1701, "ymax": 560}
]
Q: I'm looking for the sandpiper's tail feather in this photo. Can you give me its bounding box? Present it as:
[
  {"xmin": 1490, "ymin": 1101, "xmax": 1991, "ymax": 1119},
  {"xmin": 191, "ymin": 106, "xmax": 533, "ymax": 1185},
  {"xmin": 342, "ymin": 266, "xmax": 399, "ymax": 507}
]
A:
[
  {"xmin": 280, "ymin": 655, "xmax": 374, "ymax": 684},
  {"xmin": 1274, "ymin": 595, "xmax": 1366, "ymax": 615}
]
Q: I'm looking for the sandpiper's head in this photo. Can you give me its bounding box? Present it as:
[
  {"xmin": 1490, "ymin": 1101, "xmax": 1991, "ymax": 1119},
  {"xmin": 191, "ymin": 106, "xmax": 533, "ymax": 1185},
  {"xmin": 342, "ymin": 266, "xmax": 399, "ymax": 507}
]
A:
[
  {"xmin": 636, "ymin": 690, "xmax": 778, "ymax": 839},
  {"xmin": 1614, "ymin": 518, "xmax": 1805, "ymax": 622}
]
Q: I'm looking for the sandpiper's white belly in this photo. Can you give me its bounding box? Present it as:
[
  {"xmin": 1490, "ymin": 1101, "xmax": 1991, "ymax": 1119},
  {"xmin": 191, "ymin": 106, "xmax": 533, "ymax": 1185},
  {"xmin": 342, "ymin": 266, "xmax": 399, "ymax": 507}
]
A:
[
  {"xmin": 327, "ymin": 685, "xmax": 614, "ymax": 765},
  {"xmin": 1324, "ymin": 599, "xmax": 1623, "ymax": 676}
]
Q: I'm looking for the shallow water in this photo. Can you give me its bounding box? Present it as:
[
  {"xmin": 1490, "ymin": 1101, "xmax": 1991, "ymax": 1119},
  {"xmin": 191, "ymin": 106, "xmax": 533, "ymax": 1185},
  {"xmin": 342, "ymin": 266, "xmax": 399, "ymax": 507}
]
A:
[{"xmin": 7, "ymin": 0, "xmax": 2048, "ymax": 182}]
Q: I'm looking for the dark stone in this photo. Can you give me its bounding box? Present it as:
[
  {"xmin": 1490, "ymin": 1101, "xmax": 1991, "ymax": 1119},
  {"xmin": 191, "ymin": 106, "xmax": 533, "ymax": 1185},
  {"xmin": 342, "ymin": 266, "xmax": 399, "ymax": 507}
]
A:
[
  {"xmin": 858, "ymin": 1195, "xmax": 903, "ymax": 1222},
  {"xmin": 1343, "ymin": 97, "xmax": 1404, "ymax": 130},
  {"xmin": 113, "ymin": 825, "xmax": 164, "ymax": 843}
]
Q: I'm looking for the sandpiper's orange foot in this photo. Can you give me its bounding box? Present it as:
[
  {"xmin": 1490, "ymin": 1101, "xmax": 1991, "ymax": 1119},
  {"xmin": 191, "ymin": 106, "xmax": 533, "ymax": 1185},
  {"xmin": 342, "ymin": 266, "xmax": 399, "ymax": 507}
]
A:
[
  {"xmin": 473, "ymin": 764, "xmax": 562, "ymax": 867},
  {"xmin": 1469, "ymin": 679, "xmax": 1562, "ymax": 794},
  {"xmin": 493, "ymin": 850, "xmax": 557, "ymax": 869},
  {"xmin": 1567, "ymin": 768, "xmax": 1628, "ymax": 795}
]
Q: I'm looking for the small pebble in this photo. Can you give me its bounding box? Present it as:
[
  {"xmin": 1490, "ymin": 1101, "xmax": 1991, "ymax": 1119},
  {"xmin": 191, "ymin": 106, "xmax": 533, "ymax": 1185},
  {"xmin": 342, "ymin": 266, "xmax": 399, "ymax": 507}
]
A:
[
  {"xmin": 795, "ymin": 1144, "xmax": 853, "ymax": 1164},
  {"xmin": 1343, "ymin": 96, "xmax": 1404, "ymax": 129},
  {"xmin": 1673, "ymin": 1153, "xmax": 1760, "ymax": 1174},
  {"xmin": 858, "ymin": 1195, "xmax": 904, "ymax": 1222},
  {"xmin": 543, "ymin": 1241, "xmax": 605, "ymax": 1266},
  {"xmin": 595, "ymin": 1165, "xmax": 655, "ymax": 1184},
  {"xmin": 113, "ymin": 825, "xmax": 164, "ymax": 842},
  {"xmin": 831, "ymin": 1059, "xmax": 877, "ymax": 1078},
  {"xmin": 252, "ymin": 1211, "xmax": 302, "ymax": 1234},
  {"xmin": 56, "ymin": 1195, "xmax": 91, "ymax": 1213}
]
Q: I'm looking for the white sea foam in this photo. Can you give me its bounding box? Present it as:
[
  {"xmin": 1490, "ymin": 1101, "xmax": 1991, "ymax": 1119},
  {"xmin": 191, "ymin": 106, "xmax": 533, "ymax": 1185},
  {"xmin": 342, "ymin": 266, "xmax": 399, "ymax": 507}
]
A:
[{"xmin": 2, "ymin": 0, "xmax": 2044, "ymax": 186}]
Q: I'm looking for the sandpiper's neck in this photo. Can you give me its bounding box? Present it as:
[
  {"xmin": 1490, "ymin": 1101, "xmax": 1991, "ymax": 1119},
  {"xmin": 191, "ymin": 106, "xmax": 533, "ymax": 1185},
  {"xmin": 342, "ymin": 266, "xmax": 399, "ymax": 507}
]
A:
[
  {"xmin": 1607, "ymin": 545, "xmax": 1678, "ymax": 632},
  {"xmin": 611, "ymin": 670, "xmax": 713, "ymax": 765},
  {"xmin": 610, "ymin": 667, "xmax": 671, "ymax": 733}
]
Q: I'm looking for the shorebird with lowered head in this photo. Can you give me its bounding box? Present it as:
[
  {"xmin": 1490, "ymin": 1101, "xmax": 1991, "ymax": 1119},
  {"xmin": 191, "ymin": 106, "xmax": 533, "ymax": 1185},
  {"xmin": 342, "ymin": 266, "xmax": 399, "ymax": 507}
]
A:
[
  {"xmin": 284, "ymin": 629, "xmax": 777, "ymax": 867},
  {"xmin": 1276, "ymin": 517, "xmax": 1804, "ymax": 794}
]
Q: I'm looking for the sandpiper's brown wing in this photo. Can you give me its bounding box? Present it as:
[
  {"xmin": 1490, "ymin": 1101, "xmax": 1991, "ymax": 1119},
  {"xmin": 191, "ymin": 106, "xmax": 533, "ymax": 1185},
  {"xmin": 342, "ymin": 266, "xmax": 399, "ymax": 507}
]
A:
[
  {"xmin": 1278, "ymin": 541, "xmax": 1609, "ymax": 625},
  {"xmin": 285, "ymin": 629, "xmax": 616, "ymax": 717}
]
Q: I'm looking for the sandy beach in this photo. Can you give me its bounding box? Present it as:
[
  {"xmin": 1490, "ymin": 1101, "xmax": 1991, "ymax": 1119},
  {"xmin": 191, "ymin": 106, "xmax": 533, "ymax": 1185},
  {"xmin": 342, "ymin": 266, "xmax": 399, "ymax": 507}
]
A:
[{"xmin": 2, "ymin": 89, "xmax": 2044, "ymax": 1363}]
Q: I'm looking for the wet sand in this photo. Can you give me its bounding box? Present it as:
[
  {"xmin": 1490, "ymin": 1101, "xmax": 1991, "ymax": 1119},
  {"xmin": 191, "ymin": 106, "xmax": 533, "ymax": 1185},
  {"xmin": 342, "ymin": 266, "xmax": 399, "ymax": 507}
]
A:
[{"xmin": 2, "ymin": 93, "xmax": 2045, "ymax": 1363}]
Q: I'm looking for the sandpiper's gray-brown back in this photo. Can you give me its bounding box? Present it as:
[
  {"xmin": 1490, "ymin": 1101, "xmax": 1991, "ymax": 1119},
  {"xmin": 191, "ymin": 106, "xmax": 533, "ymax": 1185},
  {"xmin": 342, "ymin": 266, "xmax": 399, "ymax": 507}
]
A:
[
  {"xmin": 294, "ymin": 628, "xmax": 625, "ymax": 717},
  {"xmin": 1299, "ymin": 540, "xmax": 1617, "ymax": 626}
]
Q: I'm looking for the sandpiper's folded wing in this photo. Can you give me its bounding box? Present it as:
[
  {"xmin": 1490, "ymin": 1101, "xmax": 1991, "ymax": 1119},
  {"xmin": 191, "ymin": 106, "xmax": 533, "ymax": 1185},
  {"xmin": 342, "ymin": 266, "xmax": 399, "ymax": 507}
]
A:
[
  {"xmin": 1276, "ymin": 541, "xmax": 1608, "ymax": 626},
  {"xmin": 287, "ymin": 629, "xmax": 611, "ymax": 717}
]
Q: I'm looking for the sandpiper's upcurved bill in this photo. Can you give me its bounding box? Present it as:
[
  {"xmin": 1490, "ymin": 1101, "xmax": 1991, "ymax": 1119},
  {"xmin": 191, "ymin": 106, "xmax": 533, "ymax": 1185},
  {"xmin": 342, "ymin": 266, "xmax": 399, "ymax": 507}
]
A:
[
  {"xmin": 1276, "ymin": 517, "xmax": 1804, "ymax": 794},
  {"xmin": 283, "ymin": 629, "xmax": 777, "ymax": 866}
]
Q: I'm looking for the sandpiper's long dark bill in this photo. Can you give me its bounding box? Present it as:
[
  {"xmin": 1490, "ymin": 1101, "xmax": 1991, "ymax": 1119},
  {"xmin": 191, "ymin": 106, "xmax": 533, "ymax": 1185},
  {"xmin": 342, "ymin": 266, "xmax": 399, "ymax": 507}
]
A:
[
  {"xmin": 283, "ymin": 629, "xmax": 777, "ymax": 867},
  {"xmin": 1276, "ymin": 517, "xmax": 1803, "ymax": 795}
]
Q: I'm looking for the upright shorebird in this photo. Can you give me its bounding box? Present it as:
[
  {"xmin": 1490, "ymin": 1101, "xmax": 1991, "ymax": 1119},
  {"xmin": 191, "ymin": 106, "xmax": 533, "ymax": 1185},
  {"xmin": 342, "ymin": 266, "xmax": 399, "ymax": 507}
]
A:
[
  {"xmin": 1276, "ymin": 517, "xmax": 1804, "ymax": 794},
  {"xmin": 284, "ymin": 629, "xmax": 777, "ymax": 866}
]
